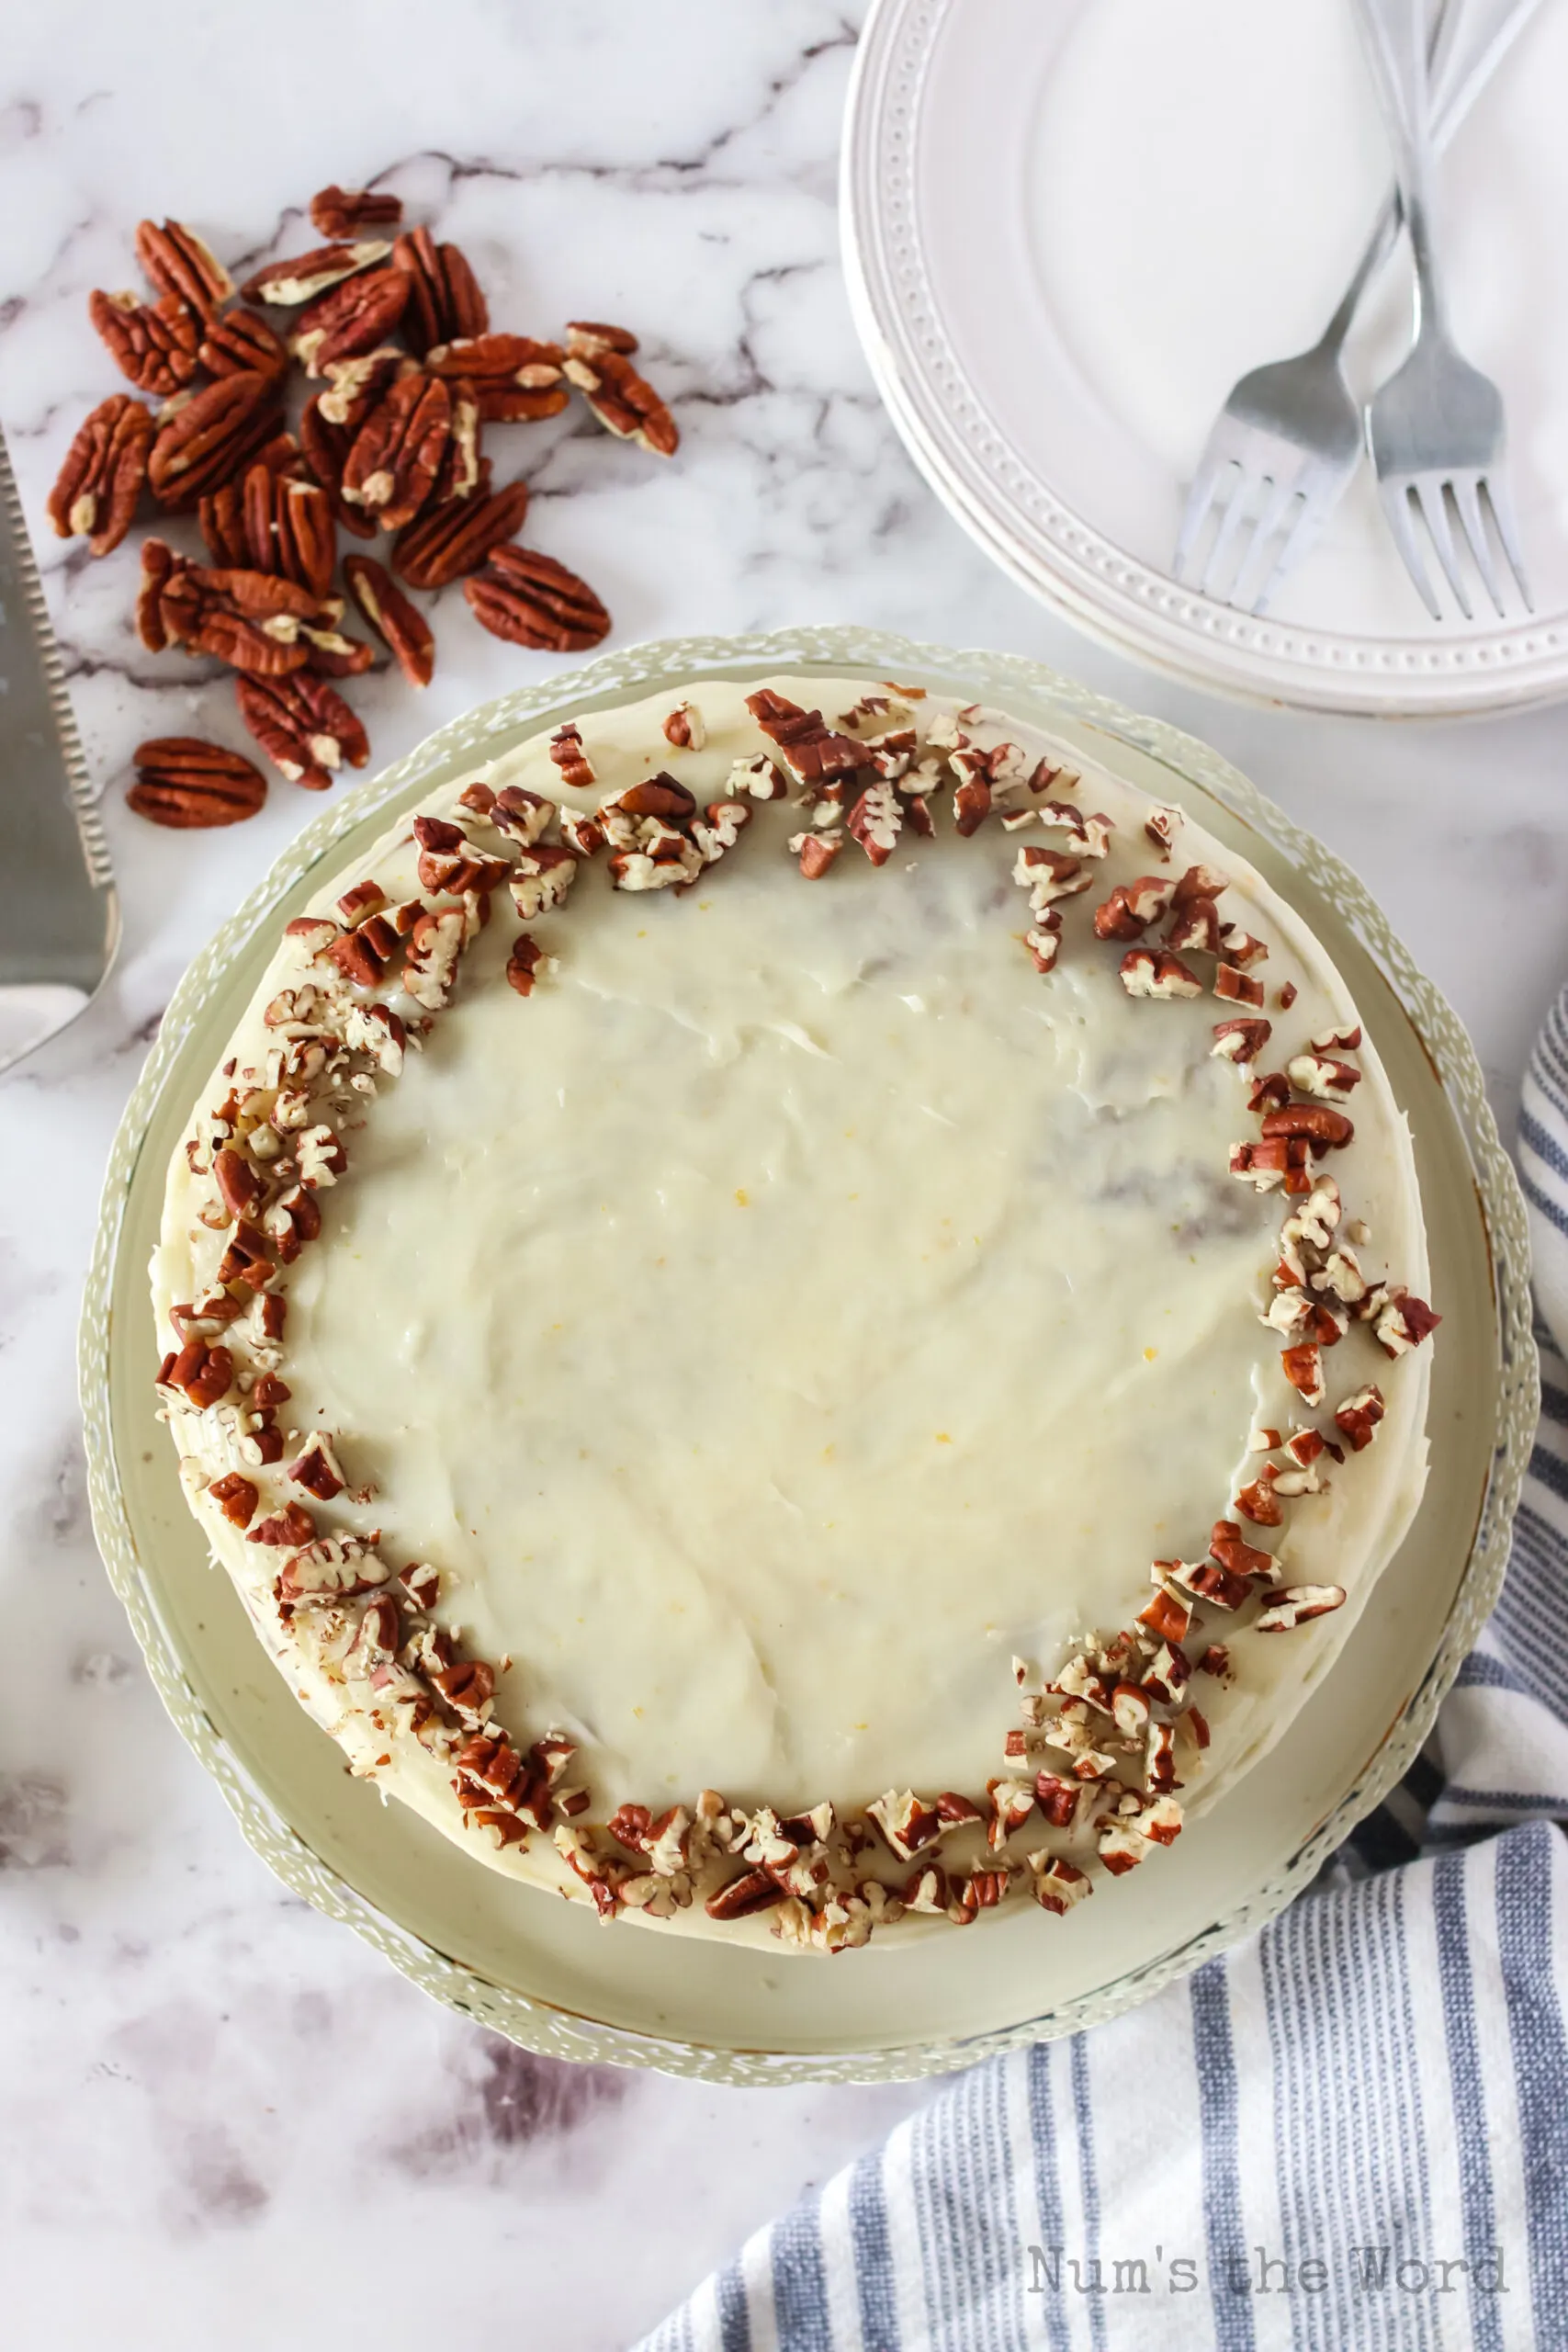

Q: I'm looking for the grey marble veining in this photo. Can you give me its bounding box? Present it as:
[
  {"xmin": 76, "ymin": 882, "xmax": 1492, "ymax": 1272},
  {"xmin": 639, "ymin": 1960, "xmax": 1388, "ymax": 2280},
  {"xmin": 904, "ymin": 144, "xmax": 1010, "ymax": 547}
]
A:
[{"xmin": 3, "ymin": 4, "xmax": 1566, "ymax": 2344}]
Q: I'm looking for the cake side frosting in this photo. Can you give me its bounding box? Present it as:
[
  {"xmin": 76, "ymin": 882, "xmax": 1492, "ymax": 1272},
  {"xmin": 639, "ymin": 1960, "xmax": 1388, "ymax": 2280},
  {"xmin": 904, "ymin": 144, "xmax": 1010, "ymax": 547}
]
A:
[{"xmin": 150, "ymin": 674, "xmax": 1436, "ymax": 1951}]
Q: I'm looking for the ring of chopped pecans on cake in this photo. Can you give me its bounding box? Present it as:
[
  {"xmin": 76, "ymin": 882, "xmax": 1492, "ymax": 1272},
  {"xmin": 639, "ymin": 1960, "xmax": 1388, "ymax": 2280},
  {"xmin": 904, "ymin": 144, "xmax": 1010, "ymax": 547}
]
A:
[{"xmin": 155, "ymin": 686, "xmax": 1438, "ymax": 1952}]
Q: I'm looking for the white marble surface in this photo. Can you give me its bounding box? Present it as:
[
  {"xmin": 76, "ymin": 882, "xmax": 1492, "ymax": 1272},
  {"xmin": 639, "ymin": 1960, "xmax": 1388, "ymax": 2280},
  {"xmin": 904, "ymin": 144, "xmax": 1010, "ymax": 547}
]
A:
[{"xmin": 2, "ymin": 4, "xmax": 1566, "ymax": 2344}]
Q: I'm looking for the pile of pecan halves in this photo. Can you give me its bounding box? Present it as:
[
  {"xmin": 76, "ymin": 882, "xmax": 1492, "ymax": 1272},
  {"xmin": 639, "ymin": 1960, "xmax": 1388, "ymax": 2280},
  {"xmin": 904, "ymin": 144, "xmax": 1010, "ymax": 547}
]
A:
[{"xmin": 45, "ymin": 187, "xmax": 677, "ymax": 829}]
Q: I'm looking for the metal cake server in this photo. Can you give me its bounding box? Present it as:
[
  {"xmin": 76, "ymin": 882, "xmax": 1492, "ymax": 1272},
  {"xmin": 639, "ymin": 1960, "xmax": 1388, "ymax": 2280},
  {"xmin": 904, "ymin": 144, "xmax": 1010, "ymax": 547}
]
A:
[{"xmin": 0, "ymin": 425, "xmax": 119, "ymax": 1076}]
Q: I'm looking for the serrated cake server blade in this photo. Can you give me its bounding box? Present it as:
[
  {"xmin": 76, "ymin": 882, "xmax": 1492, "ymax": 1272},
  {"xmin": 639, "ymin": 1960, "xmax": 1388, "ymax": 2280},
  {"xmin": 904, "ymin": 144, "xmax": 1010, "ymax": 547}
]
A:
[{"xmin": 0, "ymin": 424, "xmax": 119, "ymax": 1075}]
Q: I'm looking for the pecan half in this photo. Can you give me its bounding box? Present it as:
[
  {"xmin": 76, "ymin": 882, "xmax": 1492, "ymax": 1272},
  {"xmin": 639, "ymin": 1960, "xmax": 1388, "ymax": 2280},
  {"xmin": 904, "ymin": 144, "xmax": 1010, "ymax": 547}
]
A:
[
  {"xmin": 567, "ymin": 320, "xmax": 639, "ymax": 356},
  {"xmin": 310, "ymin": 185, "xmax": 404, "ymax": 240},
  {"xmin": 392, "ymin": 228, "xmax": 489, "ymax": 355},
  {"xmin": 148, "ymin": 372, "xmax": 286, "ymax": 509},
  {"xmin": 89, "ymin": 288, "xmax": 199, "ymax": 395},
  {"xmin": 203, "ymin": 461, "xmax": 336, "ymax": 597},
  {"xmin": 127, "ymin": 738, "xmax": 266, "ymax": 828},
  {"xmin": 198, "ymin": 307, "xmax": 289, "ymax": 381},
  {"xmin": 289, "ymin": 266, "xmax": 411, "ymax": 375},
  {"xmin": 342, "ymin": 370, "xmax": 450, "ymax": 529},
  {"xmin": 391, "ymin": 478, "xmax": 529, "ymax": 589},
  {"xmin": 243, "ymin": 240, "xmax": 394, "ymax": 306},
  {"xmin": 430, "ymin": 379, "xmax": 482, "ymax": 502},
  {"xmin": 236, "ymin": 673, "xmax": 369, "ymax": 789},
  {"xmin": 563, "ymin": 344, "xmax": 678, "ymax": 456},
  {"xmin": 47, "ymin": 394, "xmax": 153, "ymax": 555},
  {"xmin": 425, "ymin": 333, "xmax": 567, "ymax": 421},
  {"xmin": 464, "ymin": 544, "xmax": 611, "ymax": 650},
  {"xmin": 142, "ymin": 542, "xmax": 340, "ymax": 673},
  {"xmin": 343, "ymin": 555, "xmax": 434, "ymax": 687},
  {"xmin": 299, "ymin": 394, "xmax": 378, "ymax": 539},
  {"xmin": 134, "ymin": 218, "xmax": 231, "ymax": 313}
]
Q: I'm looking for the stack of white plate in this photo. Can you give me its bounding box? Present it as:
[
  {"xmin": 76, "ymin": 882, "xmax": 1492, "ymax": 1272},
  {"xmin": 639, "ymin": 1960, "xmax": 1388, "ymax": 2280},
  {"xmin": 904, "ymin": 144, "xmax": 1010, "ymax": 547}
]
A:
[{"xmin": 842, "ymin": 0, "xmax": 1568, "ymax": 716}]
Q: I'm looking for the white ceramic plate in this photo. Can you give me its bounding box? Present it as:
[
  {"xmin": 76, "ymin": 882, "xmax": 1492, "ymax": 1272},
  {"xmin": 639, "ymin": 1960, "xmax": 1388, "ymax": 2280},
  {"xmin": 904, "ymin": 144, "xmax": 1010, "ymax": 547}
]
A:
[
  {"xmin": 81, "ymin": 629, "xmax": 1533, "ymax": 2084},
  {"xmin": 843, "ymin": 0, "xmax": 1568, "ymax": 716}
]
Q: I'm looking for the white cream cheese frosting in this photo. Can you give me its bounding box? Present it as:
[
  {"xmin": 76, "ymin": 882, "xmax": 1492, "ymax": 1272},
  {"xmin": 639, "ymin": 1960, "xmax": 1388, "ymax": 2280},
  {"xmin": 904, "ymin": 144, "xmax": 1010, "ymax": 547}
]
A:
[{"xmin": 151, "ymin": 673, "xmax": 1435, "ymax": 1951}]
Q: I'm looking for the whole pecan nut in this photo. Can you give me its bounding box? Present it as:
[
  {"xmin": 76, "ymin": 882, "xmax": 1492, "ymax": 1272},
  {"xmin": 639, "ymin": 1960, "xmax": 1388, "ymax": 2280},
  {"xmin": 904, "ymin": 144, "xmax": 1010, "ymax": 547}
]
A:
[
  {"xmin": 197, "ymin": 439, "xmax": 299, "ymax": 568},
  {"xmin": 563, "ymin": 339, "xmax": 678, "ymax": 457},
  {"xmin": 235, "ymin": 673, "xmax": 369, "ymax": 788},
  {"xmin": 289, "ymin": 266, "xmax": 411, "ymax": 377},
  {"xmin": 88, "ymin": 288, "xmax": 200, "ymax": 395},
  {"xmin": 243, "ymin": 240, "xmax": 395, "ymax": 307},
  {"xmin": 310, "ymin": 184, "xmax": 404, "ymax": 240},
  {"xmin": 232, "ymin": 467, "xmax": 336, "ymax": 598},
  {"xmin": 566, "ymin": 320, "xmax": 639, "ymax": 356},
  {"xmin": 463, "ymin": 545, "xmax": 611, "ymax": 650},
  {"xmin": 344, "ymin": 554, "xmax": 434, "ymax": 687},
  {"xmin": 127, "ymin": 737, "xmax": 267, "ymax": 827},
  {"xmin": 429, "ymin": 379, "xmax": 483, "ymax": 503},
  {"xmin": 392, "ymin": 227, "xmax": 489, "ymax": 355},
  {"xmin": 148, "ymin": 371, "xmax": 286, "ymax": 509},
  {"xmin": 198, "ymin": 306, "xmax": 289, "ymax": 381},
  {"xmin": 134, "ymin": 218, "xmax": 231, "ymax": 313},
  {"xmin": 342, "ymin": 370, "xmax": 450, "ymax": 530},
  {"xmin": 392, "ymin": 478, "xmax": 529, "ymax": 589},
  {"xmin": 47, "ymin": 393, "xmax": 153, "ymax": 556}
]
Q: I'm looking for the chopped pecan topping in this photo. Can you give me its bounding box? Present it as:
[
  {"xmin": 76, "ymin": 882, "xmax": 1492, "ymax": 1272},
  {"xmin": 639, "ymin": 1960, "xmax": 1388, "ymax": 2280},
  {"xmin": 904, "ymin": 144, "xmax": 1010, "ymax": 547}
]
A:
[
  {"xmin": 847, "ymin": 780, "xmax": 903, "ymax": 865},
  {"xmin": 89, "ymin": 287, "xmax": 200, "ymax": 395},
  {"xmin": 288, "ymin": 1431, "xmax": 345, "ymax": 1500},
  {"xmin": 1248, "ymin": 1070, "xmax": 1292, "ymax": 1114},
  {"xmin": 1235, "ymin": 1467, "xmax": 1284, "ymax": 1526},
  {"xmin": 392, "ymin": 477, "xmax": 528, "ymax": 587},
  {"xmin": 1280, "ymin": 1342, "xmax": 1325, "ymax": 1406},
  {"xmin": 246, "ymin": 1499, "xmax": 318, "ymax": 1549},
  {"xmin": 505, "ymin": 934, "xmax": 552, "ymax": 998},
  {"xmin": 1014, "ymin": 845, "xmax": 1091, "ymax": 910},
  {"xmin": 1028, "ymin": 1856, "xmax": 1091, "ymax": 1915},
  {"xmin": 1093, "ymin": 876, "xmax": 1176, "ymax": 941},
  {"xmin": 663, "ymin": 702, "xmax": 705, "ymax": 751},
  {"xmin": 1145, "ymin": 804, "xmax": 1181, "ymax": 859},
  {"xmin": 1367, "ymin": 1287, "xmax": 1440, "ymax": 1356},
  {"xmin": 1121, "ymin": 947, "xmax": 1202, "ymax": 1001},
  {"xmin": 1255, "ymin": 1584, "xmax": 1347, "ymax": 1631},
  {"xmin": 127, "ymin": 738, "xmax": 266, "ymax": 829},
  {"xmin": 1312, "ymin": 1022, "xmax": 1361, "ymax": 1052},
  {"xmin": 510, "ymin": 842, "xmax": 580, "ymax": 917},
  {"xmin": 135, "ymin": 218, "xmax": 231, "ymax": 312},
  {"xmin": 464, "ymin": 545, "xmax": 612, "ymax": 650},
  {"xmin": 729, "ymin": 753, "xmax": 786, "ymax": 800},
  {"xmin": 1024, "ymin": 914, "xmax": 1063, "ymax": 975},
  {"xmin": 47, "ymin": 393, "xmax": 154, "ymax": 556},
  {"xmin": 548, "ymin": 723, "xmax": 595, "ymax": 790},
  {"xmin": 343, "ymin": 555, "xmax": 434, "ymax": 687},
  {"xmin": 1213, "ymin": 1018, "xmax": 1272, "ymax": 1064},
  {"xmin": 868, "ymin": 1788, "xmax": 942, "ymax": 1860},
  {"xmin": 1335, "ymin": 1384, "xmax": 1386, "ymax": 1450},
  {"xmin": 1261, "ymin": 1102, "xmax": 1354, "ymax": 1150},
  {"xmin": 1137, "ymin": 1586, "xmax": 1192, "ymax": 1644},
  {"xmin": 1214, "ymin": 963, "xmax": 1266, "ymax": 1007},
  {"xmin": 747, "ymin": 690, "xmax": 867, "ymax": 786},
  {"xmin": 705, "ymin": 1868, "xmax": 786, "ymax": 1922},
  {"xmin": 1288, "ymin": 1053, "xmax": 1362, "ymax": 1100},
  {"xmin": 1209, "ymin": 1520, "xmax": 1275, "ymax": 1580},
  {"xmin": 491, "ymin": 786, "xmax": 555, "ymax": 845},
  {"xmin": 789, "ymin": 829, "xmax": 843, "ymax": 879},
  {"xmin": 206, "ymin": 1471, "xmax": 259, "ymax": 1528},
  {"xmin": 310, "ymin": 186, "xmax": 404, "ymax": 241}
]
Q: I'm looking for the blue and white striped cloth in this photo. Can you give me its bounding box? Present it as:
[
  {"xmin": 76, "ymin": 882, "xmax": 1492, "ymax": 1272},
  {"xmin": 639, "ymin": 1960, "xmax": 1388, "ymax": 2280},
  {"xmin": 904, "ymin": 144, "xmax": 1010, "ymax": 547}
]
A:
[{"xmin": 639, "ymin": 1015, "xmax": 1568, "ymax": 2352}]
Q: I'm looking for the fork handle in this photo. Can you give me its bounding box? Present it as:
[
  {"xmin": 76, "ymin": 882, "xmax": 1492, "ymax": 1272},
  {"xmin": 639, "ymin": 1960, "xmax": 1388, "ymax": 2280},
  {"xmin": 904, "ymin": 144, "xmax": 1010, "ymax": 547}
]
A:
[
  {"xmin": 1353, "ymin": 0, "xmax": 1449, "ymax": 329},
  {"xmin": 1321, "ymin": 0, "xmax": 1539, "ymax": 351}
]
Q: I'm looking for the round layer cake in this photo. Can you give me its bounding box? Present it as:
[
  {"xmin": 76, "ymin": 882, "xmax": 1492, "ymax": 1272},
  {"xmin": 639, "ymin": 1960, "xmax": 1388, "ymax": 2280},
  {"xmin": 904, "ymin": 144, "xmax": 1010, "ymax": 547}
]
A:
[{"xmin": 151, "ymin": 673, "xmax": 1438, "ymax": 1952}]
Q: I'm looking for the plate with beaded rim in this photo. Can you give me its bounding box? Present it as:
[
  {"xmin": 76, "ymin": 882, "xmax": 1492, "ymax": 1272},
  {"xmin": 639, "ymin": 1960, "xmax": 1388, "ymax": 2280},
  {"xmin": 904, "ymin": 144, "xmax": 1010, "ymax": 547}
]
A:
[
  {"xmin": 80, "ymin": 628, "xmax": 1533, "ymax": 2085},
  {"xmin": 842, "ymin": 0, "xmax": 1568, "ymax": 716}
]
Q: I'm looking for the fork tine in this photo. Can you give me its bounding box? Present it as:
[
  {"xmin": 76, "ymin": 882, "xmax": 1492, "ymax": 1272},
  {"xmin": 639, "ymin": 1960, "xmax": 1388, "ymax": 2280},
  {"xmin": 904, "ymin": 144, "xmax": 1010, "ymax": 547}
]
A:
[
  {"xmin": 1199, "ymin": 464, "xmax": 1257, "ymax": 601},
  {"xmin": 1412, "ymin": 477, "xmax": 1473, "ymax": 622},
  {"xmin": 1172, "ymin": 452, "xmax": 1234, "ymax": 584},
  {"xmin": 1379, "ymin": 481, "xmax": 1444, "ymax": 622},
  {"xmin": 1232, "ymin": 472, "xmax": 1312, "ymax": 614},
  {"xmin": 1480, "ymin": 473, "xmax": 1534, "ymax": 613},
  {"xmin": 1450, "ymin": 474, "xmax": 1507, "ymax": 618}
]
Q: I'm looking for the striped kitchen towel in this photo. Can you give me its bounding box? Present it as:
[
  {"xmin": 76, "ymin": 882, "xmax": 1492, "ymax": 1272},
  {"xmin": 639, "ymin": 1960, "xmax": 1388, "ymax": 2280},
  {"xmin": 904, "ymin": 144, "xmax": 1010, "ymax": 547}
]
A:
[{"xmin": 639, "ymin": 1102, "xmax": 1568, "ymax": 2348}]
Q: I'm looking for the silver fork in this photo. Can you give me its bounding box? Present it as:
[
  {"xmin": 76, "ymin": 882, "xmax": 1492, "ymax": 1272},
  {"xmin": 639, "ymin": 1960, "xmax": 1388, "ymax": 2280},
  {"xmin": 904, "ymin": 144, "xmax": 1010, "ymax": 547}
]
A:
[
  {"xmin": 1356, "ymin": 0, "xmax": 1531, "ymax": 619},
  {"xmin": 1172, "ymin": 0, "xmax": 1539, "ymax": 615}
]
